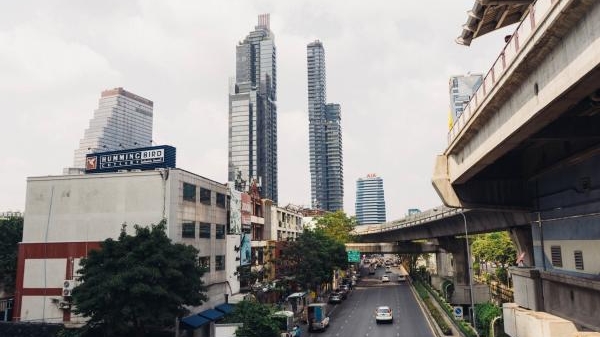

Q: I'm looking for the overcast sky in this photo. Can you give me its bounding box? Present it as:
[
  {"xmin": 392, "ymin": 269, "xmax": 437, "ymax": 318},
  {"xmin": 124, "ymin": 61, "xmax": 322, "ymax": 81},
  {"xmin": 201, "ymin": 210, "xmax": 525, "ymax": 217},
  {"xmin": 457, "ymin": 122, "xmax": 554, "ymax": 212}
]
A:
[{"xmin": 0, "ymin": 0, "xmax": 511, "ymax": 220}]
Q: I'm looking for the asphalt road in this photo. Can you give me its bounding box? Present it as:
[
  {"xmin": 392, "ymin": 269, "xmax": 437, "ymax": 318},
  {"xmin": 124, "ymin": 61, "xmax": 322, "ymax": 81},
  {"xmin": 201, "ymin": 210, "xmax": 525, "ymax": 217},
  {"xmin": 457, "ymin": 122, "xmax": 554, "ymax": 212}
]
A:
[{"xmin": 303, "ymin": 265, "xmax": 436, "ymax": 337}]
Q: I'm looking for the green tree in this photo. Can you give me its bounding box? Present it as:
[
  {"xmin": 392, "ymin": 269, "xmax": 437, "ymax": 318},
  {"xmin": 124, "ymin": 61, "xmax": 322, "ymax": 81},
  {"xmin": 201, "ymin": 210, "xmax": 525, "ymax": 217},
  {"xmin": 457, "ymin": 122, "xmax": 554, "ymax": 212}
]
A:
[
  {"xmin": 72, "ymin": 220, "xmax": 207, "ymax": 337},
  {"xmin": 279, "ymin": 230, "xmax": 347, "ymax": 293},
  {"xmin": 471, "ymin": 231, "xmax": 517, "ymax": 285},
  {"xmin": 314, "ymin": 211, "xmax": 357, "ymax": 244},
  {"xmin": 221, "ymin": 299, "xmax": 279, "ymax": 337},
  {"xmin": 0, "ymin": 216, "xmax": 23, "ymax": 294}
]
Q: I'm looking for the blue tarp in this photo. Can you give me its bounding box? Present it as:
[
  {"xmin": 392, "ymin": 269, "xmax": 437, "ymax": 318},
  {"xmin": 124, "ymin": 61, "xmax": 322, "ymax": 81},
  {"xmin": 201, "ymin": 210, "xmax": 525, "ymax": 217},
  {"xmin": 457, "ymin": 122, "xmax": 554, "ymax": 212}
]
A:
[
  {"xmin": 180, "ymin": 314, "xmax": 211, "ymax": 329},
  {"xmin": 215, "ymin": 303, "xmax": 235, "ymax": 314},
  {"xmin": 198, "ymin": 309, "xmax": 225, "ymax": 321}
]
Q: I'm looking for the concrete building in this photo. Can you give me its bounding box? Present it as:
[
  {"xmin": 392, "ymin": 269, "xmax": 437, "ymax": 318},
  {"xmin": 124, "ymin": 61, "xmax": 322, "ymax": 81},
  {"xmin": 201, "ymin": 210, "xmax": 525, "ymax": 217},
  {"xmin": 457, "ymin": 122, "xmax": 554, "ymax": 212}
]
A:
[
  {"xmin": 69, "ymin": 87, "xmax": 154, "ymax": 171},
  {"xmin": 448, "ymin": 74, "xmax": 482, "ymax": 125},
  {"xmin": 307, "ymin": 40, "xmax": 343, "ymax": 211},
  {"xmin": 355, "ymin": 174, "xmax": 386, "ymax": 225},
  {"xmin": 228, "ymin": 14, "xmax": 278, "ymax": 203},
  {"xmin": 14, "ymin": 169, "xmax": 239, "ymax": 326}
]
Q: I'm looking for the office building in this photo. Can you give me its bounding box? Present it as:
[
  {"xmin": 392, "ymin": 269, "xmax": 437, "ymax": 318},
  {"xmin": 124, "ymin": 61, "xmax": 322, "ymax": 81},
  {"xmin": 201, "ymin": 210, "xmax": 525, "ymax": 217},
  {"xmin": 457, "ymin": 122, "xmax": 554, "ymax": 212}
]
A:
[
  {"xmin": 307, "ymin": 40, "xmax": 343, "ymax": 211},
  {"xmin": 355, "ymin": 174, "xmax": 386, "ymax": 225},
  {"xmin": 229, "ymin": 14, "xmax": 278, "ymax": 203},
  {"xmin": 449, "ymin": 74, "xmax": 483, "ymax": 124},
  {"xmin": 71, "ymin": 87, "xmax": 154, "ymax": 169}
]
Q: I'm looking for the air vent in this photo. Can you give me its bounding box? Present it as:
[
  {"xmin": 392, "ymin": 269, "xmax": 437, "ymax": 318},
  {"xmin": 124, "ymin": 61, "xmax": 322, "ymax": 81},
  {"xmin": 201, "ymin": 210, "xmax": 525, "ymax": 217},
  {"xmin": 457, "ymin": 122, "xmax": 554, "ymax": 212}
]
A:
[
  {"xmin": 550, "ymin": 246, "xmax": 562, "ymax": 267},
  {"xmin": 574, "ymin": 250, "xmax": 584, "ymax": 270}
]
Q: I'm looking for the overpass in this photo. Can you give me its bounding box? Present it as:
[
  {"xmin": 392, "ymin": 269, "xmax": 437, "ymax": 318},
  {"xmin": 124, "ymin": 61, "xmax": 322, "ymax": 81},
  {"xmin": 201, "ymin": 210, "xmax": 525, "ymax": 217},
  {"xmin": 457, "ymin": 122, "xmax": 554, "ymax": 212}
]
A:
[{"xmin": 352, "ymin": 0, "xmax": 600, "ymax": 334}]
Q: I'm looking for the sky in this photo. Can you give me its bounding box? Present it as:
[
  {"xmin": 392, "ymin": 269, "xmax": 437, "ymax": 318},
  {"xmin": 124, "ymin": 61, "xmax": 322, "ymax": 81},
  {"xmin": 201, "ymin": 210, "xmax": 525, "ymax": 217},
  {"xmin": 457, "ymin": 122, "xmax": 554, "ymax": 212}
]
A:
[{"xmin": 0, "ymin": 0, "xmax": 511, "ymax": 220}]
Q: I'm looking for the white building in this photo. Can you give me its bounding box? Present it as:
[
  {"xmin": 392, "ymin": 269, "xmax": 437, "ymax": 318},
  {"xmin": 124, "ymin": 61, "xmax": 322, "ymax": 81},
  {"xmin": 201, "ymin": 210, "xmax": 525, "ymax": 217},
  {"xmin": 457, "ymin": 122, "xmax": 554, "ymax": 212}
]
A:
[
  {"xmin": 69, "ymin": 87, "xmax": 154, "ymax": 170},
  {"xmin": 15, "ymin": 169, "xmax": 239, "ymax": 327}
]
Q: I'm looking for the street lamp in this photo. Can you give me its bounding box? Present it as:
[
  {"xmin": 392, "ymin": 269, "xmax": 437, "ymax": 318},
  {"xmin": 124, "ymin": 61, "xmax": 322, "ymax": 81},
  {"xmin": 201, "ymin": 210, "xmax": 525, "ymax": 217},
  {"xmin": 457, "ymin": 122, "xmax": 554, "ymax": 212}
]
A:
[{"xmin": 460, "ymin": 208, "xmax": 477, "ymax": 334}]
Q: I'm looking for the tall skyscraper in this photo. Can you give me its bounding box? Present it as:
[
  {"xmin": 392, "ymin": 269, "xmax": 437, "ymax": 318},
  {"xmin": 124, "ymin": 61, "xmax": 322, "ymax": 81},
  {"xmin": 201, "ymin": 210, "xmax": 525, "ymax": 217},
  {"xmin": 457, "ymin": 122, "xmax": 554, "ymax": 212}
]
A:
[
  {"xmin": 229, "ymin": 14, "xmax": 278, "ymax": 203},
  {"xmin": 71, "ymin": 87, "xmax": 153, "ymax": 169},
  {"xmin": 355, "ymin": 174, "xmax": 386, "ymax": 225},
  {"xmin": 307, "ymin": 40, "xmax": 343, "ymax": 211},
  {"xmin": 449, "ymin": 73, "xmax": 483, "ymax": 125}
]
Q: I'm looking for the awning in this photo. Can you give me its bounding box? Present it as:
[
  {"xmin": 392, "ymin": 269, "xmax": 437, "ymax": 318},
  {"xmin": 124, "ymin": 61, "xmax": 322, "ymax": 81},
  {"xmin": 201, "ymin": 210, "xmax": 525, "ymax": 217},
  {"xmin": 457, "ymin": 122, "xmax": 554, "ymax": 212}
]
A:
[
  {"xmin": 180, "ymin": 314, "xmax": 211, "ymax": 329},
  {"xmin": 198, "ymin": 309, "xmax": 225, "ymax": 321},
  {"xmin": 215, "ymin": 303, "xmax": 235, "ymax": 314}
]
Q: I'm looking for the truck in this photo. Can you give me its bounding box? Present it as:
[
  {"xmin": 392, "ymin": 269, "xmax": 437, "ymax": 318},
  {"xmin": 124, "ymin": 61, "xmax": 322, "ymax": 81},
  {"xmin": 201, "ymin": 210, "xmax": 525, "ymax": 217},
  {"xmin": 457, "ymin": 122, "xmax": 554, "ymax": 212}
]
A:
[
  {"xmin": 368, "ymin": 263, "xmax": 376, "ymax": 275},
  {"xmin": 271, "ymin": 310, "xmax": 295, "ymax": 337},
  {"xmin": 307, "ymin": 303, "xmax": 329, "ymax": 332}
]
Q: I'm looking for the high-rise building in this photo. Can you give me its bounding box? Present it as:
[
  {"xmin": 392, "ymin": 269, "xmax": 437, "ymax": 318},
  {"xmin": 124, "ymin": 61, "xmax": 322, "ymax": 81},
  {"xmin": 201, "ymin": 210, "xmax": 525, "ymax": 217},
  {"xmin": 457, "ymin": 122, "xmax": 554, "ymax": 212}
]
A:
[
  {"xmin": 355, "ymin": 174, "xmax": 386, "ymax": 225},
  {"xmin": 307, "ymin": 40, "xmax": 343, "ymax": 211},
  {"xmin": 449, "ymin": 73, "xmax": 483, "ymax": 124},
  {"xmin": 71, "ymin": 87, "xmax": 153, "ymax": 169},
  {"xmin": 229, "ymin": 14, "xmax": 278, "ymax": 203}
]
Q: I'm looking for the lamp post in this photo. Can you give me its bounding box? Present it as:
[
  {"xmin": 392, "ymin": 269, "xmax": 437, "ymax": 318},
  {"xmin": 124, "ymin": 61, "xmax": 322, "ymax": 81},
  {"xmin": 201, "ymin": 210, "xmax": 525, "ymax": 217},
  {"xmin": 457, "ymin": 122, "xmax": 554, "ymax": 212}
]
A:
[{"xmin": 460, "ymin": 209, "xmax": 477, "ymax": 334}]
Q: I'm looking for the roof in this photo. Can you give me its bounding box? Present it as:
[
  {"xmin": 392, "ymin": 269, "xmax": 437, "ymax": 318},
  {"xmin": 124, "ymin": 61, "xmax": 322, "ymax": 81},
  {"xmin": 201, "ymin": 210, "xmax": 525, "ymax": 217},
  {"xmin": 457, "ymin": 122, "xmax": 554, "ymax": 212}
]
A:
[
  {"xmin": 198, "ymin": 309, "xmax": 225, "ymax": 321},
  {"xmin": 215, "ymin": 303, "xmax": 235, "ymax": 314},
  {"xmin": 180, "ymin": 315, "xmax": 211, "ymax": 329},
  {"xmin": 457, "ymin": 0, "xmax": 533, "ymax": 46}
]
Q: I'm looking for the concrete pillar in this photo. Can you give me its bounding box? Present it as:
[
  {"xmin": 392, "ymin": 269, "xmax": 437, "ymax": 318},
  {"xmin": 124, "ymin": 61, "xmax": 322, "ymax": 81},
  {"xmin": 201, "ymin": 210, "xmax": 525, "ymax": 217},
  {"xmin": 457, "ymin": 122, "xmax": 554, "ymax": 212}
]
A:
[
  {"xmin": 437, "ymin": 237, "xmax": 469, "ymax": 286},
  {"xmin": 508, "ymin": 226, "xmax": 534, "ymax": 267}
]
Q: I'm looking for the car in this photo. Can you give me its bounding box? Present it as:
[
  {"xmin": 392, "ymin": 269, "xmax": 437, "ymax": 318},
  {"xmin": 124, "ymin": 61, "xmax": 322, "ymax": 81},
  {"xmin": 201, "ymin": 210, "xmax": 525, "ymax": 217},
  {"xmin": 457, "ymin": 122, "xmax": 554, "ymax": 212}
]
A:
[
  {"xmin": 381, "ymin": 275, "xmax": 390, "ymax": 282},
  {"xmin": 375, "ymin": 306, "xmax": 393, "ymax": 323},
  {"xmin": 385, "ymin": 266, "xmax": 392, "ymax": 273},
  {"xmin": 398, "ymin": 275, "xmax": 407, "ymax": 282},
  {"xmin": 329, "ymin": 292, "xmax": 342, "ymax": 304}
]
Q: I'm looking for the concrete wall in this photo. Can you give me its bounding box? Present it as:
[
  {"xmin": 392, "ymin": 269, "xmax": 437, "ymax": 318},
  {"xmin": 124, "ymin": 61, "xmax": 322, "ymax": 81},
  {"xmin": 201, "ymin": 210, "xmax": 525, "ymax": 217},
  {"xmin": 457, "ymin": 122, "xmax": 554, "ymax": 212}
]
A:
[{"xmin": 503, "ymin": 303, "xmax": 600, "ymax": 337}]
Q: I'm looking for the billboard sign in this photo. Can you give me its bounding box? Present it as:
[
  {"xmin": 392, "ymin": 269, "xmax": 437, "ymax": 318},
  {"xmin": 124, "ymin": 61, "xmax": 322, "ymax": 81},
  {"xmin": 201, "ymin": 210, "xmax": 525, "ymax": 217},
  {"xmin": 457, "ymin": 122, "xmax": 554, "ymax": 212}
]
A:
[
  {"xmin": 240, "ymin": 233, "xmax": 252, "ymax": 266},
  {"xmin": 229, "ymin": 184, "xmax": 241, "ymax": 234},
  {"xmin": 241, "ymin": 193, "xmax": 252, "ymax": 230},
  {"xmin": 347, "ymin": 250, "xmax": 361, "ymax": 263},
  {"xmin": 85, "ymin": 145, "xmax": 176, "ymax": 173}
]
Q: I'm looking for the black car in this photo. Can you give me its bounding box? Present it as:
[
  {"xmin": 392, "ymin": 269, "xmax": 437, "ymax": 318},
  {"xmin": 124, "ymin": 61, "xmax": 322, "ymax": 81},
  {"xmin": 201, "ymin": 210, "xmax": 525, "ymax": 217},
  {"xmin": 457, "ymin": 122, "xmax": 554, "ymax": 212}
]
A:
[{"xmin": 329, "ymin": 292, "xmax": 342, "ymax": 304}]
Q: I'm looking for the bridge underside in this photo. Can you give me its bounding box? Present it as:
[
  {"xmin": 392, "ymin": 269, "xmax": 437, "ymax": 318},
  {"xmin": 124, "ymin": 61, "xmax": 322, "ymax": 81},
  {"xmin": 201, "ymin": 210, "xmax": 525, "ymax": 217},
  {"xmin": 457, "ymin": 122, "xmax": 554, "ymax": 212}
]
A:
[{"xmin": 346, "ymin": 242, "xmax": 439, "ymax": 254}]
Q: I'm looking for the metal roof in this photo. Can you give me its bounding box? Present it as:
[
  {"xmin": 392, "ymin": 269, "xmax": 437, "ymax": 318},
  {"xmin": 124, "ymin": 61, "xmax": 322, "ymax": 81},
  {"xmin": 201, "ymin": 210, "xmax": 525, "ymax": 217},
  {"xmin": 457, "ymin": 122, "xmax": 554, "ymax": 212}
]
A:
[{"xmin": 457, "ymin": 0, "xmax": 534, "ymax": 46}]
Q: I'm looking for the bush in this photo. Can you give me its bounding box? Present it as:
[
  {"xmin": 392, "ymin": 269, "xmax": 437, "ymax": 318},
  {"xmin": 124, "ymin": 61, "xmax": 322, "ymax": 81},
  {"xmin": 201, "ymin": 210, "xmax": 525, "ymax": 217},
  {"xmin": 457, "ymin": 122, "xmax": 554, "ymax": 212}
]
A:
[
  {"xmin": 414, "ymin": 282, "xmax": 451, "ymax": 335},
  {"xmin": 476, "ymin": 302, "xmax": 502, "ymax": 337}
]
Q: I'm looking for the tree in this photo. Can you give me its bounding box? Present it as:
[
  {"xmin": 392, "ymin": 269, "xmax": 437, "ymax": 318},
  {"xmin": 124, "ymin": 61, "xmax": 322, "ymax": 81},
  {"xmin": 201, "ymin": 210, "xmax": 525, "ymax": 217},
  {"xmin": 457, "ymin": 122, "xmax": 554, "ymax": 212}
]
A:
[
  {"xmin": 0, "ymin": 216, "xmax": 23, "ymax": 294},
  {"xmin": 314, "ymin": 211, "xmax": 357, "ymax": 244},
  {"xmin": 471, "ymin": 231, "xmax": 517, "ymax": 285},
  {"xmin": 279, "ymin": 230, "xmax": 347, "ymax": 294},
  {"xmin": 221, "ymin": 299, "xmax": 280, "ymax": 337},
  {"xmin": 72, "ymin": 220, "xmax": 207, "ymax": 337}
]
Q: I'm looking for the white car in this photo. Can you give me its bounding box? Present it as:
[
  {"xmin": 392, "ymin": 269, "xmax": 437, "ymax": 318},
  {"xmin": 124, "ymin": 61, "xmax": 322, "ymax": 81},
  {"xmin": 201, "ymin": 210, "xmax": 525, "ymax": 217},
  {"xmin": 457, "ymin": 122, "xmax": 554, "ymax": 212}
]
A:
[
  {"xmin": 381, "ymin": 275, "xmax": 390, "ymax": 282},
  {"xmin": 375, "ymin": 306, "xmax": 393, "ymax": 323},
  {"xmin": 398, "ymin": 275, "xmax": 407, "ymax": 282},
  {"xmin": 385, "ymin": 266, "xmax": 392, "ymax": 273}
]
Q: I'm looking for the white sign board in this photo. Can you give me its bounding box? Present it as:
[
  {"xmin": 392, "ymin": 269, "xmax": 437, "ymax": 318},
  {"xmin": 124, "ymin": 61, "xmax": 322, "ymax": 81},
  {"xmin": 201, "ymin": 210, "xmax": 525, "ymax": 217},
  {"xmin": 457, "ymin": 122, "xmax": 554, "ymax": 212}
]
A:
[{"xmin": 453, "ymin": 306, "xmax": 463, "ymax": 320}]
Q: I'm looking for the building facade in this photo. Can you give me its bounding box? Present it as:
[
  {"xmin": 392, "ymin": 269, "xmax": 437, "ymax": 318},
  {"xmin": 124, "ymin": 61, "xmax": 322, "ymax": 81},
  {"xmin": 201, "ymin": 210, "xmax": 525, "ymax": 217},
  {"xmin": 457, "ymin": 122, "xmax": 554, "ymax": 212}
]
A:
[
  {"xmin": 307, "ymin": 40, "xmax": 343, "ymax": 211},
  {"xmin": 70, "ymin": 87, "xmax": 154, "ymax": 169},
  {"xmin": 449, "ymin": 74, "xmax": 483, "ymax": 124},
  {"xmin": 15, "ymin": 169, "xmax": 238, "ymax": 326},
  {"xmin": 355, "ymin": 174, "xmax": 386, "ymax": 225},
  {"xmin": 228, "ymin": 14, "xmax": 278, "ymax": 203}
]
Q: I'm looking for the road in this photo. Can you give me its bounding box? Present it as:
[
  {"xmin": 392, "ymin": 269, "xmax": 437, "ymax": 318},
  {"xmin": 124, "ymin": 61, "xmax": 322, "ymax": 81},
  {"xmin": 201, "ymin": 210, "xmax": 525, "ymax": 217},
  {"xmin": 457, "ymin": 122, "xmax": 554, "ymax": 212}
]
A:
[{"xmin": 303, "ymin": 265, "xmax": 436, "ymax": 337}]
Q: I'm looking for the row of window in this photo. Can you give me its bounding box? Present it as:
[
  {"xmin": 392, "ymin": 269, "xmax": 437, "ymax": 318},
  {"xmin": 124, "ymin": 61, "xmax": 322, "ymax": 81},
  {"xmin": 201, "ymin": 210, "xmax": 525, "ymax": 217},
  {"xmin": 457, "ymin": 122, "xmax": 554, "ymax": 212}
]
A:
[
  {"xmin": 182, "ymin": 222, "xmax": 226, "ymax": 239},
  {"xmin": 199, "ymin": 255, "xmax": 225, "ymax": 271},
  {"xmin": 550, "ymin": 246, "xmax": 584, "ymax": 270},
  {"xmin": 183, "ymin": 183, "xmax": 226, "ymax": 208}
]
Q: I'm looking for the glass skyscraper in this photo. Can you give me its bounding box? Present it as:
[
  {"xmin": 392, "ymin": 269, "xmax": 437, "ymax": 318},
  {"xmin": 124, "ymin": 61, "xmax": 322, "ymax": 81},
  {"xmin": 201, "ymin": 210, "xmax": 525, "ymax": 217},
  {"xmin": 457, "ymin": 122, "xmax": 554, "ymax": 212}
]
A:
[
  {"xmin": 229, "ymin": 14, "xmax": 278, "ymax": 203},
  {"xmin": 449, "ymin": 73, "xmax": 483, "ymax": 124},
  {"xmin": 307, "ymin": 40, "xmax": 343, "ymax": 211},
  {"xmin": 355, "ymin": 174, "xmax": 386, "ymax": 225},
  {"xmin": 71, "ymin": 87, "xmax": 153, "ymax": 169}
]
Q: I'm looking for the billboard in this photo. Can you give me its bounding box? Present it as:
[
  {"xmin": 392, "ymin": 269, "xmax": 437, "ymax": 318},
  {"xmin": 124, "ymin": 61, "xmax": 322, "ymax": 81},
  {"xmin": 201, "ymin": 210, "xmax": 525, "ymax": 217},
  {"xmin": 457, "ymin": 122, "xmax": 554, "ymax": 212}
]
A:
[
  {"xmin": 229, "ymin": 184, "xmax": 242, "ymax": 234},
  {"xmin": 241, "ymin": 193, "xmax": 252, "ymax": 230},
  {"xmin": 240, "ymin": 233, "xmax": 252, "ymax": 266},
  {"xmin": 85, "ymin": 145, "xmax": 176, "ymax": 173}
]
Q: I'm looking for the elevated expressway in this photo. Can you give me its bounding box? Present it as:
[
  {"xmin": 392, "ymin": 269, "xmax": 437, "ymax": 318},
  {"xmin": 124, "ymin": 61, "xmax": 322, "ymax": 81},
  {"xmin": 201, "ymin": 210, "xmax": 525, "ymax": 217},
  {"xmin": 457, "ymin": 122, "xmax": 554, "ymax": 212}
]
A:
[{"xmin": 355, "ymin": 0, "xmax": 600, "ymax": 334}]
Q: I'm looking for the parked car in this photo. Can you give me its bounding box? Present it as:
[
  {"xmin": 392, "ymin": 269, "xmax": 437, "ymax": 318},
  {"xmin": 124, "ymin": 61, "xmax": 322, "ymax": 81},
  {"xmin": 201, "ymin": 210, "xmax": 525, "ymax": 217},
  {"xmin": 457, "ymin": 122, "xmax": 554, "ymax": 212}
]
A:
[
  {"xmin": 375, "ymin": 306, "xmax": 393, "ymax": 323},
  {"xmin": 329, "ymin": 292, "xmax": 342, "ymax": 304},
  {"xmin": 381, "ymin": 275, "xmax": 390, "ymax": 282}
]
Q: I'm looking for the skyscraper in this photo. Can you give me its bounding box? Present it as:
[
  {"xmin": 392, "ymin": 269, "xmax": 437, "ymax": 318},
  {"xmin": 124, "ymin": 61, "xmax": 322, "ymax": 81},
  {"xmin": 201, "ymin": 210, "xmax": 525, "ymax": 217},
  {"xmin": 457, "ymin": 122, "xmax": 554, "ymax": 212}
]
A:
[
  {"xmin": 229, "ymin": 14, "xmax": 278, "ymax": 203},
  {"xmin": 449, "ymin": 73, "xmax": 483, "ymax": 125},
  {"xmin": 307, "ymin": 40, "xmax": 343, "ymax": 211},
  {"xmin": 71, "ymin": 87, "xmax": 153, "ymax": 169},
  {"xmin": 355, "ymin": 174, "xmax": 386, "ymax": 225}
]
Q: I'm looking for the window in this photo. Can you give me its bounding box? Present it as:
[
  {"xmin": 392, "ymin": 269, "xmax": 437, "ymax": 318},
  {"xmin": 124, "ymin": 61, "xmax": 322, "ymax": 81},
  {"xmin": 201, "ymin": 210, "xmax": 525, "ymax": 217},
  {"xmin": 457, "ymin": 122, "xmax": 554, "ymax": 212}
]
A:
[
  {"xmin": 200, "ymin": 188, "xmax": 211, "ymax": 205},
  {"xmin": 215, "ymin": 255, "xmax": 225, "ymax": 271},
  {"xmin": 216, "ymin": 193, "xmax": 226, "ymax": 208},
  {"xmin": 551, "ymin": 246, "xmax": 563, "ymax": 267},
  {"xmin": 183, "ymin": 183, "xmax": 196, "ymax": 202},
  {"xmin": 199, "ymin": 222, "xmax": 211, "ymax": 239},
  {"xmin": 574, "ymin": 250, "xmax": 584, "ymax": 270},
  {"xmin": 199, "ymin": 256, "xmax": 210, "ymax": 271},
  {"xmin": 216, "ymin": 224, "xmax": 225, "ymax": 239},
  {"xmin": 182, "ymin": 222, "xmax": 195, "ymax": 238}
]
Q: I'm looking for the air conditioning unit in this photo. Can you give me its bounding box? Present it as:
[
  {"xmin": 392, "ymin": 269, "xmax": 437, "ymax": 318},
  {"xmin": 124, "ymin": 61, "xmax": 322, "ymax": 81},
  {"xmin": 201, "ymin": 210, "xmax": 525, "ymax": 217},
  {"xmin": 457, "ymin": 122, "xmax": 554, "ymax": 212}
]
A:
[
  {"xmin": 62, "ymin": 279, "xmax": 76, "ymax": 297},
  {"xmin": 58, "ymin": 301, "xmax": 71, "ymax": 310}
]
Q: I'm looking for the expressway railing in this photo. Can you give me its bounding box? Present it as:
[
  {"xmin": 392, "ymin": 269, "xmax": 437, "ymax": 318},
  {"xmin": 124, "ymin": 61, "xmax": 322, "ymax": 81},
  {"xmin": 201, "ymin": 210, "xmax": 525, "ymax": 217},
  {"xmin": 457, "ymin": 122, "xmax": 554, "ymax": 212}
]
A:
[{"xmin": 448, "ymin": 0, "xmax": 557, "ymax": 144}]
